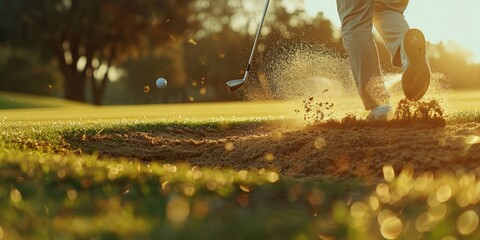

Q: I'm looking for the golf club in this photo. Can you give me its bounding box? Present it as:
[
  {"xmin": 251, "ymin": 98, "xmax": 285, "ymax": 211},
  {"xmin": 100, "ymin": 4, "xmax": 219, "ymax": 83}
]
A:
[{"xmin": 226, "ymin": 0, "xmax": 270, "ymax": 93}]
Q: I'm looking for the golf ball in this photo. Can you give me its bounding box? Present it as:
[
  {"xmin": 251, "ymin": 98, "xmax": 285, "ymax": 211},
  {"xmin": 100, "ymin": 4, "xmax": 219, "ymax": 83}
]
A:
[{"xmin": 156, "ymin": 78, "xmax": 167, "ymax": 88}]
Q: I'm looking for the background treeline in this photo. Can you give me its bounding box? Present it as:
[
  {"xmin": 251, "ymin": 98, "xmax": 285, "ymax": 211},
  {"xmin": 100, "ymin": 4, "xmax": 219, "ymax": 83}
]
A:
[{"xmin": 0, "ymin": 0, "xmax": 479, "ymax": 105}]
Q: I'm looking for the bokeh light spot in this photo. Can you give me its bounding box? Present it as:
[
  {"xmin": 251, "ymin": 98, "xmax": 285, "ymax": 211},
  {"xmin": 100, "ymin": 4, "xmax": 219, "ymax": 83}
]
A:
[
  {"xmin": 383, "ymin": 165, "xmax": 395, "ymax": 182},
  {"xmin": 224, "ymin": 142, "xmax": 234, "ymax": 151},
  {"xmin": 239, "ymin": 185, "xmax": 252, "ymax": 193},
  {"xmin": 264, "ymin": 153, "xmax": 275, "ymax": 161},
  {"xmin": 67, "ymin": 189, "xmax": 78, "ymax": 200},
  {"xmin": 238, "ymin": 170, "xmax": 248, "ymax": 180},
  {"xmin": 376, "ymin": 183, "xmax": 390, "ymax": 196},
  {"xmin": 415, "ymin": 212, "xmax": 435, "ymax": 232},
  {"xmin": 163, "ymin": 164, "xmax": 177, "ymax": 173},
  {"xmin": 166, "ymin": 196, "xmax": 190, "ymax": 224},
  {"xmin": 456, "ymin": 190, "xmax": 472, "ymax": 207},
  {"xmin": 184, "ymin": 185, "xmax": 195, "ymax": 197},
  {"xmin": 377, "ymin": 209, "xmax": 395, "ymax": 225},
  {"xmin": 350, "ymin": 201, "xmax": 368, "ymax": 218},
  {"xmin": 266, "ymin": 172, "xmax": 279, "ymax": 183},
  {"xmin": 369, "ymin": 196, "xmax": 380, "ymax": 211},
  {"xmin": 414, "ymin": 175, "xmax": 428, "ymax": 191},
  {"xmin": 308, "ymin": 188, "xmax": 325, "ymax": 206},
  {"xmin": 429, "ymin": 203, "xmax": 447, "ymax": 220},
  {"xmin": 10, "ymin": 188, "xmax": 22, "ymax": 203},
  {"xmin": 457, "ymin": 210, "xmax": 479, "ymax": 235},
  {"xmin": 380, "ymin": 216, "xmax": 403, "ymax": 239},
  {"xmin": 436, "ymin": 185, "xmax": 452, "ymax": 203},
  {"xmin": 57, "ymin": 169, "xmax": 66, "ymax": 179}
]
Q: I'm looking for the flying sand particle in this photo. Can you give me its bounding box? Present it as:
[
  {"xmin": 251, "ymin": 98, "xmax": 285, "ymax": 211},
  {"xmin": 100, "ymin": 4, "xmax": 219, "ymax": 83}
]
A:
[
  {"xmin": 188, "ymin": 38, "xmax": 198, "ymax": 46},
  {"xmin": 314, "ymin": 137, "xmax": 326, "ymax": 150},
  {"xmin": 272, "ymin": 130, "xmax": 282, "ymax": 141},
  {"xmin": 199, "ymin": 87, "xmax": 207, "ymax": 96},
  {"xmin": 438, "ymin": 138, "xmax": 446, "ymax": 147},
  {"xmin": 245, "ymin": 43, "xmax": 352, "ymax": 101}
]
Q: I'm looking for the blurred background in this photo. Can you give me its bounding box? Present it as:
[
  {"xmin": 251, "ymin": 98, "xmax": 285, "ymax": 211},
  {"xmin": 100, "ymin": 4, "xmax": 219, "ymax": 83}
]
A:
[{"xmin": 0, "ymin": 0, "xmax": 479, "ymax": 106}]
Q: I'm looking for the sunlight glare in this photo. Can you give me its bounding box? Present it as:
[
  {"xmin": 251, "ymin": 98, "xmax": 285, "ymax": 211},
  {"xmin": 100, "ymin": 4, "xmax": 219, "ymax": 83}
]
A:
[{"xmin": 302, "ymin": 0, "xmax": 480, "ymax": 62}]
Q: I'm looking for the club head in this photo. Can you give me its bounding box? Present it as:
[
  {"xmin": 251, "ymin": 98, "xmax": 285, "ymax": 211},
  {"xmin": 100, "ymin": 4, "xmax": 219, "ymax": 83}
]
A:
[{"xmin": 226, "ymin": 78, "xmax": 245, "ymax": 93}]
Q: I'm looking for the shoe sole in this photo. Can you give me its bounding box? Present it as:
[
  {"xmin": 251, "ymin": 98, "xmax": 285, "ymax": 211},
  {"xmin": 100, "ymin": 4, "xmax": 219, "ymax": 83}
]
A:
[{"xmin": 402, "ymin": 29, "xmax": 431, "ymax": 101}]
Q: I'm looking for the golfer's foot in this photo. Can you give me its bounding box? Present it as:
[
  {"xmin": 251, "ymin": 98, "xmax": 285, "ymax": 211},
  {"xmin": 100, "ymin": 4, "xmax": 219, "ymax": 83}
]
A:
[
  {"xmin": 401, "ymin": 28, "xmax": 431, "ymax": 101},
  {"xmin": 367, "ymin": 104, "xmax": 392, "ymax": 121}
]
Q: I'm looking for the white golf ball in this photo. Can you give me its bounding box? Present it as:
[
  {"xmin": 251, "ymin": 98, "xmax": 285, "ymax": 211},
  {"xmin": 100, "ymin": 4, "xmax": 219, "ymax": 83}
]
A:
[{"xmin": 156, "ymin": 78, "xmax": 167, "ymax": 88}]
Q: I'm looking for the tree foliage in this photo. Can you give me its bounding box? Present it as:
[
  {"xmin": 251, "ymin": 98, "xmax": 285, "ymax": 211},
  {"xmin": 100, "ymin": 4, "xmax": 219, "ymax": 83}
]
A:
[{"xmin": 0, "ymin": 0, "xmax": 195, "ymax": 104}]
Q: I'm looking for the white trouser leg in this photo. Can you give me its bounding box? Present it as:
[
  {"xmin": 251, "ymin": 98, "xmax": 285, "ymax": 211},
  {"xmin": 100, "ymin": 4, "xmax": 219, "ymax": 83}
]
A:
[
  {"xmin": 373, "ymin": 0, "xmax": 410, "ymax": 68},
  {"xmin": 337, "ymin": 0, "xmax": 389, "ymax": 110}
]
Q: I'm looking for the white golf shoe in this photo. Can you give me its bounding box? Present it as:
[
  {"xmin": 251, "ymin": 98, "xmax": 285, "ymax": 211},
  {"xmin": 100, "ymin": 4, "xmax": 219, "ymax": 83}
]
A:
[
  {"xmin": 401, "ymin": 28, "xmax": 431, "ymax": 101},
  {"xmin": 367, "ymin": 104, "xmax": 392, "ymax": 121}
]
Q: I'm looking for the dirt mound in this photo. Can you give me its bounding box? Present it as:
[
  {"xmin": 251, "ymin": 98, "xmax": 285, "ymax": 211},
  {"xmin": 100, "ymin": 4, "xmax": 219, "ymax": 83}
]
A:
[
  {"xmin": 66, "ymin": 100, "xmax": 480, "ymax": 182},
  {"xmin": 394, "ymin": 98, "xmax": 444, "ymax": 120}
]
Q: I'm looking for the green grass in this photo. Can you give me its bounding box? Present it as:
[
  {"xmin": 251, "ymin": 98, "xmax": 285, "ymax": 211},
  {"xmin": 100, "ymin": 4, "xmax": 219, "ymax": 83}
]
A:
[
  {"xmin": 0, "ymin": 119, "xmax": 365, "ymax": 239},
  {"xmin": 0, "ymin": 91, "xmax": 87, "ymax": 109},
  {"xmin": 1, "ymin": 93, "xmax": 480, "ymax": 239}
]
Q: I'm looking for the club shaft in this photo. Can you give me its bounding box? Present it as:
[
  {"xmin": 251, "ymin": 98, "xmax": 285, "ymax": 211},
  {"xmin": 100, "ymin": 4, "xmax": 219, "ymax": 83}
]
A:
[
  {"xmin": 246, "ymin": 0, "xmax": 270, "ymax": 68},
  {"xmin": 227, "ymin": 0, "xmax": 270, "ymax": 92}
]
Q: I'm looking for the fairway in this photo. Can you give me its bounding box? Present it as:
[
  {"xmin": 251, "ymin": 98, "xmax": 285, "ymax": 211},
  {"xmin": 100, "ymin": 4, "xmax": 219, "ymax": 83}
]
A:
[{"xmin": 1, "ymin": 90, "xmax": 478, "ymax": 122}]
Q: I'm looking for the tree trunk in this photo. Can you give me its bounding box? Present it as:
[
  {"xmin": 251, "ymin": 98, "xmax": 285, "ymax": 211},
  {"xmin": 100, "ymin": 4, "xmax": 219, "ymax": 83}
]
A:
[
  {"xmin": 91, "ymin": 75, "xmax": 109, "ymax": 105},
  {"xmin": 65, "ymin": 76, "xmax": 86, "ymax": 102},
  {"xmin": 57, "ymin": 48, "xmax": 86, "ymax": 102},
  {"xmin": 91, "ymin": 45, "xmax": 116, "ymax": 105}
]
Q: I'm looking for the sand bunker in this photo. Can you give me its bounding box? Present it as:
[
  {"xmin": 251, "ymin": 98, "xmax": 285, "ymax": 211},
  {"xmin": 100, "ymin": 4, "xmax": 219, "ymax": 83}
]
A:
[{"xmin": 66, "ymin": 100, "xmax": 480, "ymax": 182}]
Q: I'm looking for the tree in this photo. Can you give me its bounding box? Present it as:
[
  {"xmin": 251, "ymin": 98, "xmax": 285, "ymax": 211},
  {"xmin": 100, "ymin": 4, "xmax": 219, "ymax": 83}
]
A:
[
  {"xmin": 0, "ymin": 48, "xmax": 62, "ymax": 96},
  {"xmin": 428, "ymin": 41, "xmax": 480, "ymax": 89},
  {"xmin": 0, "ymin": 0, "xmax": 195, "ymax": 104}
]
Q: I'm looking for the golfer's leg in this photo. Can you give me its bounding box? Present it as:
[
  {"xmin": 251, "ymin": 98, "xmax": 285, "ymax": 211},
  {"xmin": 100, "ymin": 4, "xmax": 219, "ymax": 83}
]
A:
[
  {"xmin": 373, "ymin": 0, "xmax": 410, "ymax": 67},
  {"xmin": 337, "ymin": 0, "xmax": 389, "ymax": 110}
]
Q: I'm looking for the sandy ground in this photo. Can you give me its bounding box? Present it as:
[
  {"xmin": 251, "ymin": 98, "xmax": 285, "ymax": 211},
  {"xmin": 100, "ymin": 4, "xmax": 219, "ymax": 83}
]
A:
[{"xmin": 68, "ymin": 100, "xmax": 480, "ymax": 182}]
